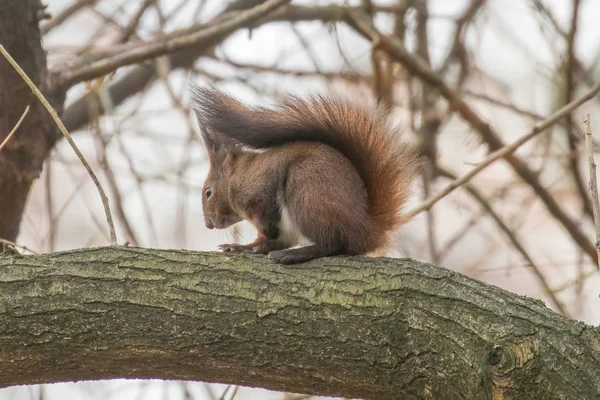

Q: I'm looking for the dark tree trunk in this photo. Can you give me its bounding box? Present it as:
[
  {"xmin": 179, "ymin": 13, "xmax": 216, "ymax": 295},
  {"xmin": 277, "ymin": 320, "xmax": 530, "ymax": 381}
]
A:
[
  {"xmin": 0, "ymin": 0, "xmax": 65, "ymax": 243},
  {"xmin": 1, "ymin": 247, "xmax": 599, "ymax": 399}
]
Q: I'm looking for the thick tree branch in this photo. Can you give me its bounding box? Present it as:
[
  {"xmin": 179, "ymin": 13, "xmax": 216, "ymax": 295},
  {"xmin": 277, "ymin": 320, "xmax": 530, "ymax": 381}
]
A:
[
  {"xmin": 50, "ymin": 0, "xmax": 291, "ymax": 88},
  {"xmin": 1, "ymin": 247, "xmax": 599, "ymax": 399}
]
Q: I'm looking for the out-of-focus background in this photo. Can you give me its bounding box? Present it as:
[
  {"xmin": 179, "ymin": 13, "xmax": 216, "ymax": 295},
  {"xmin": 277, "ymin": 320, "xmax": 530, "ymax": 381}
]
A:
[{"xmin": 2, "ymin": 0, "xmax": 600, "ymax": 398}]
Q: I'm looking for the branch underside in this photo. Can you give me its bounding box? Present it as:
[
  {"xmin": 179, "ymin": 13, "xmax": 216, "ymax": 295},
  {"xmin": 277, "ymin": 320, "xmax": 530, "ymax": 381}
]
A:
[{"xmin": 0, "ymin": 247, "xmax": 598, "ymax": 399}]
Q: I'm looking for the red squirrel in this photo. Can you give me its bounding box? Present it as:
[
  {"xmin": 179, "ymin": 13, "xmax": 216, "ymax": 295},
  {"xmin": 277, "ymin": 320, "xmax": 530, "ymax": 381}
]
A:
[{"xmin": 192, "ymin": 86, "xmax": 420, "ymax": 264}]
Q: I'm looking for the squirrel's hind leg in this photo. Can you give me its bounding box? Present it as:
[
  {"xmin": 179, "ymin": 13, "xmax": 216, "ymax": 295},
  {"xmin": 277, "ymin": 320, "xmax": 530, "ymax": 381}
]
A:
[{"xmin": 268, "ymin": 244, "xmax": 342, "ymax": 265}]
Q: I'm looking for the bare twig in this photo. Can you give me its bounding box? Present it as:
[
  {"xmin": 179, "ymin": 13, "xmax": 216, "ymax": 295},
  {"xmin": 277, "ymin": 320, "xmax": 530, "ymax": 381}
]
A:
[
  {"xmin": 0, "ymin": 238, "xmax": 37, "ymax": 254},
  {"xmin": 116, "ymin": 0, "xmax": 155, "ymax": 43},
  {"xmin": 0, "ymin": 105, "xmax": 29, "ymax": 152},
  {"xmin": 464, "ymin": 89, "xmax": 597, "ymax": 150},
  {"xmin": 41, "ymin": 0, "xmax": 98, "ymax": 35},
  {"xmin": 0, "ymin": 45, "xmax": 118, "ymax": 245},
  {"xmin": 552, "ymin": 268, "xmax": 598, "ymax": 294},
  {"xmin": 217, "ymin": 385, "xmax": 232, "ymax": 400},
  {"xmin": 407, "ymin": 82, "xmax": 600, "ymax": 219},
  {"xmin": 44, "ymin": 159, "xmax": 56, "ymax": 252},
  {"xmin": 229, "ymin": 386, "xmax": 240, "ymax": 399},
  {"xmin": 562, "ymin": 0, "xmax": 592, "ymax": 219},
  {"xmin": 91, "ymin": 114, "xmax": 141, "ymax": 246},
  {"xmin": 583, "ymin": 114, "xmax": 600, "ymax": 269},
  {"xmin": 438, "ymin": 0, "xmax": 486, "ymax": 78}
]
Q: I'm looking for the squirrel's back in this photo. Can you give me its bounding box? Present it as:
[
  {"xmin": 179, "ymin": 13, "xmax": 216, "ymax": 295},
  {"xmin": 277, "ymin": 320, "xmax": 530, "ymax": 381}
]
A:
[{"xmin": 193, "ymin": 86, "xmax": 420, "ymax": 254}]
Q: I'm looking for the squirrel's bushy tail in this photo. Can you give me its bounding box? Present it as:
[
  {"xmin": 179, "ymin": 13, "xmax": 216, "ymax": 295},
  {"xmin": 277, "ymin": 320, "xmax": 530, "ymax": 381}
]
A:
[{"xmin": 192, "ymin": 86, "xmax": 420, "ymax": 234}]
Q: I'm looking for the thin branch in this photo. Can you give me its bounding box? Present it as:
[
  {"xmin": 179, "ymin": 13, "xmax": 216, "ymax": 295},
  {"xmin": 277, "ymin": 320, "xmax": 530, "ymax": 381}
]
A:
[
  {"xmin": 562, "ymin": 0, "xmax": 592, "ymax": 219},
  {"xmin": 44, "ymin": 159, "xmax": 56, "ymax": 252},
  {"xmin": 0, "ymin": 105, "xmax": 30, "ymax": 152},
  {"xmin": 552, "ymin": 268, "xmax": 598, "ymax": 294},
  {"xmin": 0, "ymin": 45, "xmax": 118, "ymax": 245},
  {"xmin": 463, "ymin": 90, "xmax": 543, "ymax": 120},
  {"xmin": 217, "ymin": 385, "xmax": 232, "ymax": 400},
  {"xmin": 406, "ymin": 81, "xmax": 600, "ymax": 219},
  {"xmin": 0, "ymin": 238, "xmax": 37, "ymax": 254},
  {"xmin": 438, "ymin": 0, "xmax": 486, "ymax": 77},
  {"xmin": 463, "ymin": 89, "xmax": 598, "ymax": 150},
  {"xmin": 116, "ymin": 0, "xmax": 155, "ymax": 44},
  {"xmin": 583, "ymin": 114, "xmax": 600, "ymax": 269},
  {"xmin": 41, "ymin": 0, "xmax": 98, "ymax": 35},
  {"xmin": 91, "ymin": 117, "xmax": 141, "ymax": 246},
  {"xmin": 213, "ymin": 55, "xmax": 369, "ymax": 82},
  {"xmin": 229, "ymin": 386, "xmax": 240, "ymax": 399}
]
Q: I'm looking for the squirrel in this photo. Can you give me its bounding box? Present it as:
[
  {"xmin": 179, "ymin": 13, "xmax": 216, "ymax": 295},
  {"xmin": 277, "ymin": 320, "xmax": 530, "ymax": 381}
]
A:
[{"xmin": 192, "ymin": 86, "xmax": 420, "ymax": 264}]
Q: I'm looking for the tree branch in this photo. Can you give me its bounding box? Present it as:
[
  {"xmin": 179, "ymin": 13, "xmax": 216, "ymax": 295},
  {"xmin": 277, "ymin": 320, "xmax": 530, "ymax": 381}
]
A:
[
  {"xmin": 0, "ymin": 106, "xmax": 30, "ymax": 152},
  {"xmin": 57, "ymin": 4, "xmax": 378, "ymax": 132},
  {"xmin": 40, "ymin": 0, "xmax": 98, "ymax": 36},
  {"xmin": 0, "ymin": 0, "xmax": 64, "ymax": 243},
  {"xmin": 50, "ymin": 0, "xmax": 291, "ymax": 89},
  {"xmin": 348, "ymin": 10, "xmax": 600, "ymax": 265},
  {"xmin": 1, "ymin": 247, "xmax": 599, "ymax": 399}
]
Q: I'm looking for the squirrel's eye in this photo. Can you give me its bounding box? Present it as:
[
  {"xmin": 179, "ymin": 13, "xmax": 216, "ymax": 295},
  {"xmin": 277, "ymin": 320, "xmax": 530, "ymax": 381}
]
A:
[{"xmin": 205, "ymin": 187, "xmax": 213, "ymax": 199}]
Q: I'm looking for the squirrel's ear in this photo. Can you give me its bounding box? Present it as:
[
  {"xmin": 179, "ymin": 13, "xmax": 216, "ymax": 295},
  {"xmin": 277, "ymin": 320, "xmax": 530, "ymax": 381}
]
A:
[
  {"xmin": 203, "ymin": 132, "xmax": 233, "ymax": 167},
  {"xmin": 213, "ymin": 136, "xmax": 229, "ymax": 165},
  {"xmin": 200, "ymin": 131, "xmax": 217, "ymax": 165},
  {"xmin": 222, "ymin": 151, "xmax": 239, "ymax": 173}
]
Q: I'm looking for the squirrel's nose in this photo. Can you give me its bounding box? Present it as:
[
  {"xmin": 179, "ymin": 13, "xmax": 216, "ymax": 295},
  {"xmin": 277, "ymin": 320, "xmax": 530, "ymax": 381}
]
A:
[{"xmin": 205, "ymin": 220, "xmax": 214, "ymax": 229}]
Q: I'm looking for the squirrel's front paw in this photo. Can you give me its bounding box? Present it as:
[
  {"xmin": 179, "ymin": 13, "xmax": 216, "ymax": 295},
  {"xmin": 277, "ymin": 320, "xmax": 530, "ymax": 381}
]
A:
[{"xmin": 218, "ymin": 244, "xmax": 254, "ymax": 253}]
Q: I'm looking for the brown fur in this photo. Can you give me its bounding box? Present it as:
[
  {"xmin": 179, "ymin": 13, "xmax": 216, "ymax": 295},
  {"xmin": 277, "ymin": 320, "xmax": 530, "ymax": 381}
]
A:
[{"xmin": 192, "ymin": 86, "xmax": 420, "ymax": 264}]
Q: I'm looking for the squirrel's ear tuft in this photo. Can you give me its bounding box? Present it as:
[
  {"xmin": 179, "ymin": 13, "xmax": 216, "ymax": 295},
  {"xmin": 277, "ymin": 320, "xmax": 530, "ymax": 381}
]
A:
[
  {"xmin": 190, "ymin": 84, "xmax": 241, "ymax": 167},
  {"xmin": 190, "ymin": 85, "xmax": 216, "ymax": 140},
  {"xmin": 190, "ymin": 84, "xmax": 233, "ymax": 129},
  {"xmin": 191, "ymin": 85, "xmax": 223, "ymax": 165}
]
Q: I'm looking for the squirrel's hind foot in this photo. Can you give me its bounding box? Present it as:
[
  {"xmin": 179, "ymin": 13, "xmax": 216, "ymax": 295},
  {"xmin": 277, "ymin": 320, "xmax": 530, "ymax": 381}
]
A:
[{"xmin": 268, "ymin": 245, "xmax": 342, "ymax": 265}]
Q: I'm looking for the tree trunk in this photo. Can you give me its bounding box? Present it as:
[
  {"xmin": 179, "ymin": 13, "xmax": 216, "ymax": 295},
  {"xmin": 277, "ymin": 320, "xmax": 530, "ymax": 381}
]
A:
[
  {"xmin": 0, "ymin": 0, "xmax": 65, "ymax": 243},
  {"xmin": 1, "ymin": 247, "xmax": 598, "ymax": 399}
]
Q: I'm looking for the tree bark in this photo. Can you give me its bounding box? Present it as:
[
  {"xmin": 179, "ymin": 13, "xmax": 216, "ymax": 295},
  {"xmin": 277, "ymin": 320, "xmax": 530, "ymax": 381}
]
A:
[
  {"xmin": 0, "ymin": 0, "xmax": 65, "ymax": 243},
  {"xmin": 1, "ymin": 247, "xmax": 599, "ymax": 399}
]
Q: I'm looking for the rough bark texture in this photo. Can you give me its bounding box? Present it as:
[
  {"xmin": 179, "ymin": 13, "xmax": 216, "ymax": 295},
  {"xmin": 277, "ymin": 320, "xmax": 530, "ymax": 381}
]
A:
[
  {"xmin": 0, "ymin": 247, "xmax": 599, "ymax": 399},
  {"xmin": 0, "ymin": 0, "xmax": 65, "ymax": 243}
]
